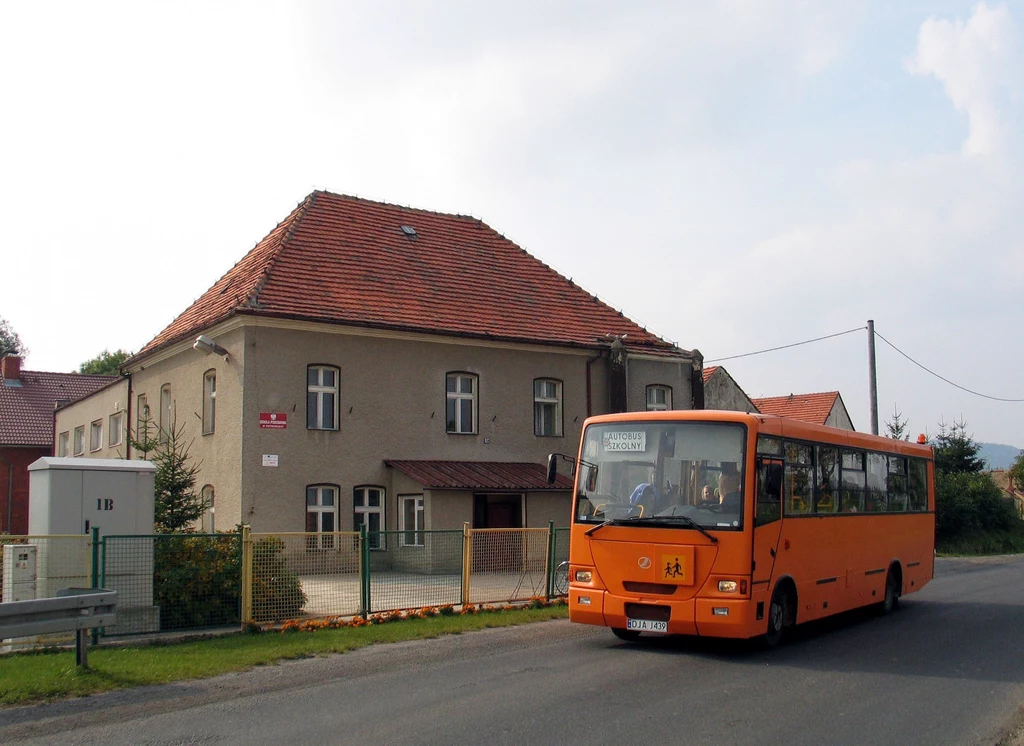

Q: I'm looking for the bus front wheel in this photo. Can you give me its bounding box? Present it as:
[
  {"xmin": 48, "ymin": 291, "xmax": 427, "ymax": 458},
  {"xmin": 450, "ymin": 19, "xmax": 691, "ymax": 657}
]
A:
[{"xmin": 764, "ymin": 585, "xmax": 789, "ymax": 647}]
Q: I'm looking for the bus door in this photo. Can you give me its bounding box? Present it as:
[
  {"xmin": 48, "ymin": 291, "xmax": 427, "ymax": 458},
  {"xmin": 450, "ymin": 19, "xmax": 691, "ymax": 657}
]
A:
[{"xmin": 752, "ymin": 458, "xmax": 784, "ymax": 594}]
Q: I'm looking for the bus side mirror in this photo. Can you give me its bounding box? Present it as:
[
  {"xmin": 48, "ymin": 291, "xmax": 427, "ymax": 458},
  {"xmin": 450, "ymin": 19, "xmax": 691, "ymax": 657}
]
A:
[{"xmin": 546, "ymin": 454, "xmax": 558, "ymax": 484}]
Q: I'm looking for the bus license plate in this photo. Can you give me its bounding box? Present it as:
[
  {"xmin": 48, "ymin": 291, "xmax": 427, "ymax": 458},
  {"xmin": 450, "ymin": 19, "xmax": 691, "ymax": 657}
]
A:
[{"xmin": 626, "ymin": 619, "xmax": 667, "ymax": 633}]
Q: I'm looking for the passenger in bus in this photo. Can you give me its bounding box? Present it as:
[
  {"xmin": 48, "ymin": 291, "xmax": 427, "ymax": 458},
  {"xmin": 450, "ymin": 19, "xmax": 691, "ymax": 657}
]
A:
[{"xmin": 717, "ymin": 470, "xmax": 742, "ymax": 511}]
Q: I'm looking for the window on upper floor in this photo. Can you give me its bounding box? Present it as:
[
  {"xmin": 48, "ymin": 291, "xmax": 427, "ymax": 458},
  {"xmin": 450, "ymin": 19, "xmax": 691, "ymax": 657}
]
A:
[
  {"xmin": 57, "ymin": 431, "xmax": 69, "ymax": 457},
  {"xmin": 202, "ymin": 369, "xmax": 216, "ymax": 435},
  {"xmin": 646, "ymin": 385, "xmax": 672, "ymax": 411},
  {"xmin": 73, "ymin": 426, "xmax": 85, "ymax": 456},
  {"xmin": 306, "ymin": 484, "xmax": 338, "ymax": 549},
  {"xmin": 446, "ymin": 372, "xmax": 477, "ymax": 434},
  {"xmin": 109, "ymin": 412, "xmax": 123, "ymax": 447},
  {"xmin": 159, "ymin": 384, "xmax": 172, "ymax": 443},
  {"xmin": 89, "ymin": 420, "xmax": 103, "ymax": 452},
  {"xmin": 137, "ymin": 394, "xmax": 150, "ymax": 445},
  {"xmin": 533, "ymin": 378, "xmax": 563, "ymax": 437},
  {"xmin": 307, "ymin": 365, "xmax": 339, "ymax": 430},
  {"xmin": 354, "ymin": 486, "xmax": 385, "ymax": 550}
]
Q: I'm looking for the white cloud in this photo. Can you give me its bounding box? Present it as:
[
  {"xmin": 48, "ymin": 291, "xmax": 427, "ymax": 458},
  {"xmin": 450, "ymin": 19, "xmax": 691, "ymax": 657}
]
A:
[{"xmin": 907, "ymin": 2, "xmax": 1022, "ymax": 156}]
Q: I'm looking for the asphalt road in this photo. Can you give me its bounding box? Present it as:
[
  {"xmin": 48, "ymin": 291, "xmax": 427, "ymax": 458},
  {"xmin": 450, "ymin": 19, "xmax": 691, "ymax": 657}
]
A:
[{"xmin": 2, "ymin": 555, "xmax": 1023, "ymax": 745}]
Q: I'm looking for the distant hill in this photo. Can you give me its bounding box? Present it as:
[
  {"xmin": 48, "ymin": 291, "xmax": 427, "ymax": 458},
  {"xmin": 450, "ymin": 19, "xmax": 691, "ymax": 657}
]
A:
[{"xmin": 979, "ymin": 442, "xmax": 1021, "ymax": 471}]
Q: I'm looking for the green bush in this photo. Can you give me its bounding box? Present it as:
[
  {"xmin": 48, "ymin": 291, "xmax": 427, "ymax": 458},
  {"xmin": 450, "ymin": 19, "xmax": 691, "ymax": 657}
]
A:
[
  {"xmin": 252, "ymin": 536, "xmax": 307, "ymax": 622},
  {"xmin": 935, "ymin": 472, "xmax": 1022, "ymax": 542},
  {"xmin": 154, "ymin": 534, "xmax": 242, "ymax": 630}
]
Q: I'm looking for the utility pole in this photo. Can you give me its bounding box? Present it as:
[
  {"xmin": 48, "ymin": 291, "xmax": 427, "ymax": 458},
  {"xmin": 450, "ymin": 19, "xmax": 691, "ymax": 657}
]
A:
[{"xmin": 867, "ymin": 319, "xmax": 878, "ymax": 435}]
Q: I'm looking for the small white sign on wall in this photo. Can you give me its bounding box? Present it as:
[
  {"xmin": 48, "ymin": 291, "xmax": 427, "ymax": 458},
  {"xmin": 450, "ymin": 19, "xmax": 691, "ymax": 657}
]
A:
[{"xmin": 262, "ymin": 454, "xmax": 279, "ymax": 467}]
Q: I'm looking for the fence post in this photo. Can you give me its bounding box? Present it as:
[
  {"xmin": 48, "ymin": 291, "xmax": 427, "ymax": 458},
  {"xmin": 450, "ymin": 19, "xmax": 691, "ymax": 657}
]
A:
[
  {"xmin": 545, "ymin": 520, "xmax": 555, "ymax": 600},
  {"xmin": 461, "ymin": 522, "xmax": 471, "ymax": 606},
  {"xmin": 91, "ymin": 526, "xmax": 101, "ymax": 644},
  {"xmin": 359, "ymin": 524, "xmax": 370, "ymax": 618},
  {"xmin": 240, "ymin": 525, "xmax": 253, "ymax": 626}
]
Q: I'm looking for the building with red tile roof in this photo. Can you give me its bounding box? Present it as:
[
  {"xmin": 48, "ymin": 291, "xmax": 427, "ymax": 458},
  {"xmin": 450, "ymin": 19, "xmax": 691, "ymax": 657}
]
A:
[
  {"xmin": 702, "ymin": 366, "xmax": 758, "ymax": 413},
  {"xmin": 751, "ymin": 391, "xmax": 854, "ymax": 430},
  {"xmin": 57, "ymin": 192, "xmax": 701, "ymax": 535},
  {"xmin": 0, "ymin": 355, "xmax": 119, "ymax": 533}
]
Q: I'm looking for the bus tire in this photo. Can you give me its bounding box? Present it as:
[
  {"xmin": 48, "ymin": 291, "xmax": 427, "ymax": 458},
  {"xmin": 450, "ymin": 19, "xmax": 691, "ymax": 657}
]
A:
[
  {"xmin": 764, "ymin": 584, "xmax": 790, "ymax": 647},
  {"xmin": 611, "ymin": 627, "xmax": 642, "ymax": 642},
  {"xmin": 880, "ymin": 565, "xmax": 901, "ymax": 614}
]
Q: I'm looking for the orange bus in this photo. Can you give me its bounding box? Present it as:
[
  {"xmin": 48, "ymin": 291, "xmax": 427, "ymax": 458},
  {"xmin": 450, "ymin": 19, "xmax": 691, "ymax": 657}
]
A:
[{"xmin": 549, "ymin": 410, "xmax": 935, "ymax": 645}]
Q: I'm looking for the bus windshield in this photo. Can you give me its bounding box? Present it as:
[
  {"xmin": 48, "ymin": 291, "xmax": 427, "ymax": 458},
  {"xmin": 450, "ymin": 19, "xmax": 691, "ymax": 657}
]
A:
[{"xmin": 575, "ymin": 421, "xmax": 747, "ymax": 531}]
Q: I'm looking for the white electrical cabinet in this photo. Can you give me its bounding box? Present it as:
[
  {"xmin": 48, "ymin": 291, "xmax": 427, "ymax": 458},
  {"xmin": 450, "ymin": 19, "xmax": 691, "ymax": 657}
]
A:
[
  {"xmin": 28, "ymin": 457, "xmax": 156, "ymax": 537},
  {"xmin": 27, "ymin": 458, "xmax": 158, "ymax": 633},
  {"xmin": 1, "ymin": 544, "xmax": 38, "ymax": 602}
]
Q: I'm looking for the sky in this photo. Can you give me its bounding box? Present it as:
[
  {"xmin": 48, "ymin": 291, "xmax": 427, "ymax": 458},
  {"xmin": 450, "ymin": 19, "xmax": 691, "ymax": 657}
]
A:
[{"xmin": 2, "ymin": 1, "xmax": 1022, "ymax": 448}]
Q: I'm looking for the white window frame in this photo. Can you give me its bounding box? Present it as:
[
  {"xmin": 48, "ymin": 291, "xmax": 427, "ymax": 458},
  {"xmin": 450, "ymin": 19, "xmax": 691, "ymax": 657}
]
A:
[
  {"xmin": 73, "ymin": 426, "xmax": 85, "ymax": 456},
  {"xmin": 400, "ymin": 495, "xmax": 425, "ymax": 547},
  {"xmin": 307, "ymin": 365, "xmax": 340, "ymax": 431},
  {"xmin": 306, "ymin": 484, "xmax": 338, "ymax": 549},
  {"xmin": 137, "ymin": 394, "xmax": 150, "ymax": 443},
  {"xmin": 354, "ymin": 486, "xmax": 386, "ymax": 550},
  {"xmin": 646, "ymin": 385, "xmax": 672, "ymax": 411},
  {"xmin": 108, "ymin": 412, "xmax": 123, "ymax": 447},
  {"xmin": 533, "ymin": 378, "xmax": 563, "ymax": 437},
  {"xmin": 202, "ymin": 369, "xmax": 216, "ymax": 435},
  {"xmin": 201, "ymin": 485, "xmax": 215, "ymax": 533},
  {"xmin": 57, "ymin": 431, "xmax": 69, "ymax": 457},
  {"xmin": 89, "ymin": 420, "xmax": 103, "ymax": 452},
  {"xmin": 446, "ymin": 372, "xmax": 478, "ymax": 434},
  {"xmin": 159, "ymin": 384, "xmax": 172, "ymax": 443}
]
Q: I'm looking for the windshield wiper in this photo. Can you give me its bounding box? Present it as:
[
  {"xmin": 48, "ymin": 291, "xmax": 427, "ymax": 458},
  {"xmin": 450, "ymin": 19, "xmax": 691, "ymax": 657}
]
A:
[
  {"xmin": 637, "ymin": 509, "xmax": 719, "ymax": 544},
  {"xmin": 583, "ymin": 515, "xmax": 643, "ymax": 536}
]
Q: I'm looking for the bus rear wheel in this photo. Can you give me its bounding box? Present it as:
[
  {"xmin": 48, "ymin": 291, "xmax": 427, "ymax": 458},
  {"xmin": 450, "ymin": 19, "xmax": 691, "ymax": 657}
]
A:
[
  {"xmin": 764, "ymin": 585, "xmax": 789, "ymax": 647},
  {"xmin": 880, "ymin": 567, "xmax": 901, "ymax": 614},
  {"xmin": 611, "ymin": 627, "xmax": 642, "ymax": 642}
]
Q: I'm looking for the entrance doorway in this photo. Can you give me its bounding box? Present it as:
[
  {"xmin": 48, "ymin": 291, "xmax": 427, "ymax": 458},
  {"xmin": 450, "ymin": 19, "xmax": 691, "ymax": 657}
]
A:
[{"xmin": 472, "ymin": 493, "xmax": 524, "ymax": 572}]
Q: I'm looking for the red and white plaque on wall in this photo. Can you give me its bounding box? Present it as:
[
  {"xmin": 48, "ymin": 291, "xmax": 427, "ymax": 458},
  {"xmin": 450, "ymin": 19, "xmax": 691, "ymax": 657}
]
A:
[{"xmin": 259, "ymin": 412, "xmax": 287, "ymax": 429}]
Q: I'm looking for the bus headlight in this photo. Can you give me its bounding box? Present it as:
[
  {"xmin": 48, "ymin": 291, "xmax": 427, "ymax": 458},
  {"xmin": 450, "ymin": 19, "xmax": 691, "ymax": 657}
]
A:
[
  {"xmin": 718, "ymin": 580, "xmax": 738, "ymax": 593},
  {"xmin": 574, "ymin": 570, "xmax": 593, "ymax": 583}
]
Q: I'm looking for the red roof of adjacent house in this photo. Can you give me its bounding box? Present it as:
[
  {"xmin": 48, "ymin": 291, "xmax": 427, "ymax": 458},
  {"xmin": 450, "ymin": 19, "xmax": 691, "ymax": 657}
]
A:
[
  {"xmin": 135, "ymin": 191, "xmax": 683, "ymax": 361},
  {"xmin": 0, "ymin": 361, "xmax": 119, "ymax": 447},
  {"xmin": 751, "ymin": 392, "xmax": 840, "ymax": 426},
  {"xmin": 385, "ymin": 460, "xmax": 573, "ymax": 491},
  {"xmin": 702, "ymin": 366, "xmax": 718, "ymax": 383}
]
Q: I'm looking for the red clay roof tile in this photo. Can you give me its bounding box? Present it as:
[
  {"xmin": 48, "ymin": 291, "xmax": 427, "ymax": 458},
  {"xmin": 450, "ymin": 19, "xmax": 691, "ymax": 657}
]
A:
[
  {"xmin": 750, "ymin": 392, "xmax": 840, "ymax": 426},
  {"xmin": 135, "ymin": 192, "xmax": 682, "ymax": 360},
  {"xmin": 0, "ymin": 365, "xmax": 120, "ymax": 447},
  {"xmin": 702, "ymin": 366, "xmax": 718, "ymax": 383}
]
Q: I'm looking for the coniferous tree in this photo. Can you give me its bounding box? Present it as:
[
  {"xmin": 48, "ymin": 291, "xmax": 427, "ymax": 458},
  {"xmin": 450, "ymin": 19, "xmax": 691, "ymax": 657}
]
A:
[
  {"xmin": 932, "ymin": 418, "xmax": 986, "ymax": 475},
  {"xmin": 130, "ymin": 410, "xmax": 208, "ymax": 533},
  {"xmin": 885, "ymin": 405, "xmax": 910, "ymax": 441}
]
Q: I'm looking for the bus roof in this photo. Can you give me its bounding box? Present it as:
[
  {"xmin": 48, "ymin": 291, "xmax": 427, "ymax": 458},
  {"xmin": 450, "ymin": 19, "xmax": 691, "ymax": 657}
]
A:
[{"xmin": 583, "ymin": 409, "xmax": 934, "ymax": 460}]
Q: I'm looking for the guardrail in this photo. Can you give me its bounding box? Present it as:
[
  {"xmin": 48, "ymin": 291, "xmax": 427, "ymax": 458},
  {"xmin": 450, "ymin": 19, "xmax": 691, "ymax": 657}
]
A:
[{"xmin": 0, "ymin": 588, "xmax": 117, "ymax": 667}]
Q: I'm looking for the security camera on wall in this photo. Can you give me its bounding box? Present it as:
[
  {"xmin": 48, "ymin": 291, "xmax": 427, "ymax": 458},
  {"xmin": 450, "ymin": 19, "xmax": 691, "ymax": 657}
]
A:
[{"xmin": 193, "ymin": 335, "xmax": 229, "ymax": 359}]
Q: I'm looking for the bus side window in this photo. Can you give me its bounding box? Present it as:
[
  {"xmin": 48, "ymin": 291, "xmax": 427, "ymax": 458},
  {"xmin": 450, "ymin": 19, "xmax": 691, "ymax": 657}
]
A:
[{"xmin": 756, "ymin": 460, "xmax": 782, "ymax": 526}]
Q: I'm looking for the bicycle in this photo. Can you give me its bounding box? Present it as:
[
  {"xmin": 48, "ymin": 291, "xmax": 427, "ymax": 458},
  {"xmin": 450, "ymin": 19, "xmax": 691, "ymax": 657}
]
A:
[{"xmin": 552, "ymin": 560, "xmax": 570, "ymax": 596}]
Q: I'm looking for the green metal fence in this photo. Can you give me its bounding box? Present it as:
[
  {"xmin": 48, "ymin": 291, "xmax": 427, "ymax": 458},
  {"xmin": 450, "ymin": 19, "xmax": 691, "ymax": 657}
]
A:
[
  {"xmin": 3, "ymin": 525, "xmax": 570, "ymax": 644},
  {"xmin": 101, "ymin": 532, "xmax": 242, "ymax": 635}
]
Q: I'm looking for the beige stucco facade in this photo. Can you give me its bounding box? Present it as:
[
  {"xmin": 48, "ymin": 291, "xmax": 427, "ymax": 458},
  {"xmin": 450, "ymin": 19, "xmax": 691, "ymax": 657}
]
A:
[
  {"xmin": 55, "ymin": 317, "xmax": 698, "ymax": 535},
  {"xmin": 55, "ymin": 379, "xmax": 130, "ymax": 459}
]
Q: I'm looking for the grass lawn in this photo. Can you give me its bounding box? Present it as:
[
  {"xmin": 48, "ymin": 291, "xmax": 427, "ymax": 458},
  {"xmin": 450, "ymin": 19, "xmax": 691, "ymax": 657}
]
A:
[{"xmin": 0, "ymin": 605, "xmax": 568, "ymax": 708}]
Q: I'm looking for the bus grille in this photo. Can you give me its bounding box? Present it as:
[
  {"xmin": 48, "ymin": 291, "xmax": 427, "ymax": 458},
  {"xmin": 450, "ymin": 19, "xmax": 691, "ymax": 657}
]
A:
[{"xmin": 623, "ymin": 582, "xmax": 677, "ymax": 595}]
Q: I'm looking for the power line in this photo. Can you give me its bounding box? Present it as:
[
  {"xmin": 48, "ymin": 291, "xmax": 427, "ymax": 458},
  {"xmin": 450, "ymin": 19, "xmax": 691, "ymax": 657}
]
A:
[
  {"xmin": 873, "ymin": 330, "xmax": 1024, "ymax": 403},
  {"xmin": 705, "ymin": 327, "xmax": 866, "ymax": 363}
]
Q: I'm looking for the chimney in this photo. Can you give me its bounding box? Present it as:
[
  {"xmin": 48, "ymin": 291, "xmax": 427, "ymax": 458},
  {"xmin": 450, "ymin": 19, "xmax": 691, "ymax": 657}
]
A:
[{"xmin": 1, "ymin": 355, "xmax": 21, "ymax": 384}]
